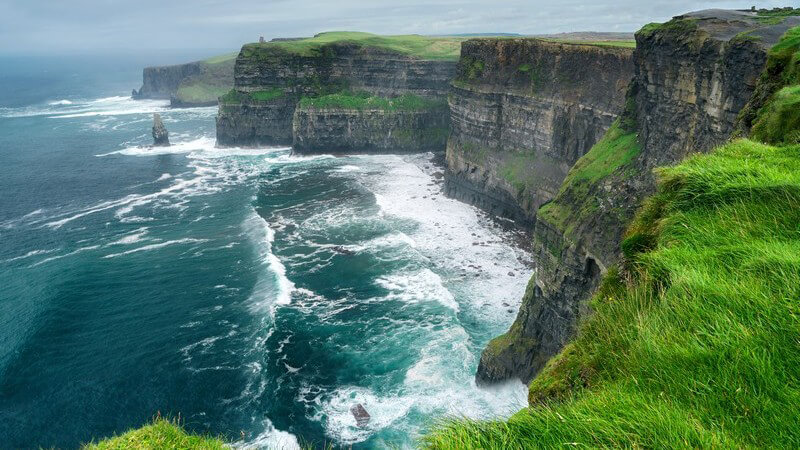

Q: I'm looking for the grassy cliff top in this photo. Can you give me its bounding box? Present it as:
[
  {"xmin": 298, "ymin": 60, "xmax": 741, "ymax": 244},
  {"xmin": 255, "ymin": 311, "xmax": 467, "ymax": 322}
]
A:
[
  {"xmin": 540, "ymin": 38, "xmax": 636, "ymax": 48},
  {"xmin": 242, "ymin": 31, "xmax": 467, "ymax": 60},
  {"xmin": 202, "ymin": 52, "xmax": 238, "ymax": 65},
  {"xmin": 83, "ymin": 418, "xmax": 225, "ymax": 449},
  {"xmin": 427, "ymin": 137, "xmax": 800, "ymax": 448}
]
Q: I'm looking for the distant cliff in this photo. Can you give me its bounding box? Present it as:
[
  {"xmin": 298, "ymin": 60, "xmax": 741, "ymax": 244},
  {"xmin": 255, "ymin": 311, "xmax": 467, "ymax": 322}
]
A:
[
  {"xmin": 216, "ymin": 32, "xmax": 459, "ymax": 151},
  {"xmin": 444, "ymin": 39, "xmax": 634, "ymax": 224},
  {"xmin": 132, "ymin": 55, "xmax": 235, "ymax": 107},
  {"xmin": 476, "ymin": 9, "xmax": 800, "ymax": 385}
]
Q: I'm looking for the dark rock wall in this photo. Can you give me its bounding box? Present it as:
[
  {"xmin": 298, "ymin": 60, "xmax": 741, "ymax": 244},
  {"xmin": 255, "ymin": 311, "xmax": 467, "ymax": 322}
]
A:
[
  {"xmin": 217, "ymin": 43, "xmax": 457, "ymax": 148},
  {"xmin": 476, "ymin": 10, "xmax": 799, "ymax": 386},
  {"xmin": 444, "ymin": 39, "xmax": 634, "ymax": 222},
  {"xmin": 292, "ymin": 106, "xmax": 449, "ymax": 154},
  {"xmin": 133, "ymin": 62, "xmax": 203, "ymax": 100}
]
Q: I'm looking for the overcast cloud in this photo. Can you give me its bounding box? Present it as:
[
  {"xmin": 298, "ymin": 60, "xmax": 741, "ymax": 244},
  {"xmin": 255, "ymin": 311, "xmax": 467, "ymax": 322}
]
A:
[{"xmin": 0, "ymin": 0, "xmax": 793, "ymax": 53}]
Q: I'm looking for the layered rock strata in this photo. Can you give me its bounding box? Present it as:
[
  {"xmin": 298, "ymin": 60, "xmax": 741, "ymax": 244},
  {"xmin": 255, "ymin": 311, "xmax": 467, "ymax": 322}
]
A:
[
  {"xmin": 216, "ymin": 42, "xmax": 456, "ymax": 150},
  {"xmin": 476, "ymin": 9, "xmax": 800, "ymax": 385},
  {"xmin": 444, "ymin": 39, "xmax": 635, "ymax": 223}
]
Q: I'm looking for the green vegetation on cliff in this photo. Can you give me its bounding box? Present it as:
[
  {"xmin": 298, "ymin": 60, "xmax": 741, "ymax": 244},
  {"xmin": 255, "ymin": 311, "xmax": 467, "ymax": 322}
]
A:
[
  {"xmin": 750, "ymin": 26, "xmax": 800, "ymax": 144},
  {"xmin": 219, "ymin": 88, "xmax": 285, "ymax": 104},
  {"xmin": 425, "ymin": 138, "xmax": 800, "ymax": 448},
  {"xmin": 83, "ymin": 418, "xmax": 224, "ymax": 449},
  {"xmin": 174, "ymin": 54, "xmax": 236, "ymax": 105},
  {"xmin": 538, "ymin": 118, "xmax": 640, "ymax": 241},
  {"xmin": 298, "ymin": 91, "xmax": 446, "ymax": 111},
  {"xmin": 244, "ymin": 31, "xmax": 465, "ymax": 60}
]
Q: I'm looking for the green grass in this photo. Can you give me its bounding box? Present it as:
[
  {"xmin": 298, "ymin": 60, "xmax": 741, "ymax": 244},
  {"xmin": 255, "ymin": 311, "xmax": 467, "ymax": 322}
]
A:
[
  {"xmin": 755, "ymin": 7, "xmax": 800, "ymax": 25},
  {"xmin": 173, "ymin": 57, "xmax": 235, "ymax": 104},
  {"xmin": 537, "ymin": 118, "xmax": 640, "ymax": 239},
  {"xmin": 298, "ymin": 91, "xmax": 445, "ymax": 111},
  {"xmin": 83, "ymin": 417, "xmax": 225, "ymax": 449},
  {"xmin": 175, "ymin": 82, "xmax": 230, "ymax": 104},
  {"xmin": 425, "ymin": 139, "xmax": 800, "ymax": 448},
  {"xmin": 244, "ymin": 31, "xmax": 466, "ymax": 60},
  {"xmin": 749, "ymin": 27, "xmax": 800, "ymax": 144},
  {"xmin": 218, "ymin": 88, "xmax": 285, "ymax": 104},
  {"xmin": 202, "ymin": 52, "xmax": 237, "ymax": 65},
  {"xmin": 542, "ymin": 39, "xmax": 636, "ymax": 48}
]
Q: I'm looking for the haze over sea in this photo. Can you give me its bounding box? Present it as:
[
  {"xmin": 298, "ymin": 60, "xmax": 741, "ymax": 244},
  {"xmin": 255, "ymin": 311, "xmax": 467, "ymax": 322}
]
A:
[{"xmin": 0, "ymin": 53, "xmax": 530, "ymax": 448}]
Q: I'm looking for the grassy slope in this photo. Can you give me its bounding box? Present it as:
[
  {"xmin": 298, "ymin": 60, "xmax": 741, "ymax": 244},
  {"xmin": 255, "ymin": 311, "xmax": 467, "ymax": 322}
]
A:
[
  {"xmin": 174, "ymin": 53, "xmax": 237, "ymax": 104},
  {"xmin": 426, "ymin": 138, "xmax": 800, "ymax": 449},
  {"xmin": 83, "ymin": 418, "xmax": 225, "ymax": 449},
  {"xmin": 244, "ymin": 31, "xmax": 466, "ymax": 60},
  {"xmin": 538, "ymin": 117, "xmax": 640, "ymax": 241},
  {"xmin": 298, "ymin": 91, "xmax": 446, "ymax": 111},
  {"xmin": 425, "ymin": 24, "xmax": 800, "ymax": 450}
]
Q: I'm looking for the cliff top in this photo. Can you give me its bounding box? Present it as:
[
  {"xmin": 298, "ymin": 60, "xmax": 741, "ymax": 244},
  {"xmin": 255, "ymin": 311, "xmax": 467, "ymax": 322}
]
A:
[
  {"xmin": 242, "ymin": 31, "xmax": 468, "ymax": 60},
  {"xmin": 640, "ymin": 8, "xmax": 800, "ymax": 47}
]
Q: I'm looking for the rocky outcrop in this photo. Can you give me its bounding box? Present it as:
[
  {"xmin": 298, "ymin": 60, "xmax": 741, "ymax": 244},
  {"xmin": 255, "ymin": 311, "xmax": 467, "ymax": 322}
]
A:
[
  {"xmin": 152, "ymin": 113, "xmax": 169, "ymax": 146},
  {"xmin": 133, "ymin": 58, "xmax": 235, "ymax": 108},
  {"xmin": 476, "ymin": 9, "xmax": 800, "ymax": 385},
  {"xmin": 133, "ymin": 62, "xmax": 203, "ymax": 100},
  {"xmin": 216, "ymin": 41, "xmax": 456, "ymax": 149},
  {"xmin": 292, "ymin": 105, "xmax": 449, "ymax": 154},
  {"xmin": 444, "ymin": 39, "xmax": 634, "ymax": 223}
]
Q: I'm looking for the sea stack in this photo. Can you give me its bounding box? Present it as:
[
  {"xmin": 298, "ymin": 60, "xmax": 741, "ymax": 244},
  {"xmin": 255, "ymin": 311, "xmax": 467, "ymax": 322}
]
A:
[{"xmin": 152, "ymin": 113, "xmax": 170, "ymax": 147}]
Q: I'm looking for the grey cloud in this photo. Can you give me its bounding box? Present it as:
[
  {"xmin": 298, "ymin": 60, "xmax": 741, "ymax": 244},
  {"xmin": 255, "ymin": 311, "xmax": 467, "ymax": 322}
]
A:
[{"xmin": 0, "ymin": 0, "xmax": 793, "ymax": 53}]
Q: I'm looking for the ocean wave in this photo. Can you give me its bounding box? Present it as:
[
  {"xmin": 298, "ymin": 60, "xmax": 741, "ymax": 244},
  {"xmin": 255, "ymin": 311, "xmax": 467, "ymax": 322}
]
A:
[
  {"xmin": 244, "ymin": 211, "xmax": 295, "ymax": 313},
  {"xmin": 103, "ymin": 238, "xmax": 208, "ymax": 259},
  {"xmin": 48, "ymin": 99, "xmax": 73, "ymax": 105}
]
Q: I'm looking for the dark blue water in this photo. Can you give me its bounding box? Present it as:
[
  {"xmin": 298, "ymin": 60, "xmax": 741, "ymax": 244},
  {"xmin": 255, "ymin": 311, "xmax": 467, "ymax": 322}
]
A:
[{"xmin": 0, "ymin": 54, "xmax": 530, "ymax": 448}]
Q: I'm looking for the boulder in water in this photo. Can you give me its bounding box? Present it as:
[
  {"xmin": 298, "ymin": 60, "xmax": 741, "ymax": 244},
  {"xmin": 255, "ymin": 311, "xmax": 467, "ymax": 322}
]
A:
[
  {"xmin": 350, "ymin": 403, "xmax": 370, "ymax": 427},
  {"xmin": 152, "ymin": 113, "xmax": 170, "ymax": 147}
]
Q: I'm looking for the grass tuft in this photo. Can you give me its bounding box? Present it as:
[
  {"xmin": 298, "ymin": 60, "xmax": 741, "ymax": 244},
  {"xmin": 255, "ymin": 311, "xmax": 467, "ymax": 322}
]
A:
[
  {"xmin": 298, "ymin": 91, "xmax": 445, "ymax": 111},
  {"xmin": 82, "ymin": 417, "xmax": 225, "ymax": 449}
]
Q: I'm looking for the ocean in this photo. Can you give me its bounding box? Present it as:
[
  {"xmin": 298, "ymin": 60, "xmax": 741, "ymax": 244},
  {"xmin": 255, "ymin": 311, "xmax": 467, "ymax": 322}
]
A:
[{"xmin": 0, "ymin": 53, "xmax": 530, "ymax": 448}]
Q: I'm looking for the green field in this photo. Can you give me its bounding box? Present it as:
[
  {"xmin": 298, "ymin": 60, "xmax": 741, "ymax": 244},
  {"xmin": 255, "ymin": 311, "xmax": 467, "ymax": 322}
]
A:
[
  {"xmin": 244, "ymin": 31, "xmax": 467, "ymax": 60},
  {"xmin": 298, "ymin": 91, "xmax": 446, "ymax": 111}
]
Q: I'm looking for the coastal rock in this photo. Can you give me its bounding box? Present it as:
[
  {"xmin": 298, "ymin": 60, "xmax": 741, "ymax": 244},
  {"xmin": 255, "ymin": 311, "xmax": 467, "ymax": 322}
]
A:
[
  {"xmin": 292, "ymin": 105, "xmax": 449, "ymax": 154},
  {"xmin": 152, "ymin": 113, "xmax": 170, "ymax": 147},
  {"xmin": 476, "ymin": 9, "xmax": 800, "ymax": 385},
  {"xmin": 216, "ymin": 42, "xmax": 456, "ymax": 149},
  {"xmin": 133, "ymin": 59, "xmax": 234, "ymax": 108},
  {"xmin": 444, "ymin": 38, "xmax": 635, "ymax": 224}
]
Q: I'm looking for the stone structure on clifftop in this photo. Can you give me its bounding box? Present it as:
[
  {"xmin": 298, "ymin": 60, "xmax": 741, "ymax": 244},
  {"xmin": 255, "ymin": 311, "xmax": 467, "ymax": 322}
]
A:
[{"xmin": 152, "ymin": 113, "xmax": 170, "ymax": 147}]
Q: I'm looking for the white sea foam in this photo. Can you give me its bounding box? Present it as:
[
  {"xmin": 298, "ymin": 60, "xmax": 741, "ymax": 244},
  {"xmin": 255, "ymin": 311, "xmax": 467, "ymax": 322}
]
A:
[
  {"xmin": 157, "ymin": 173, "xmax": 172, "ymax": 181},
  {"xmin": 375, "ymin": 269, "xmax": 458, "ymax": 311},
  {"xmin": 103, "ymin": 238, "xmax": 207, "ymax": 259},
  {"xmin": 48, "ymin": 99, "xmax": 73, "ymax": 105},
  {"xmin": 244, "ymin": 211, "xmax": 295, "ymax": 313},
  {"xmin": 3, "ymin": 248, "xmax": 57, "ymax": 263},
  {"xmin": 107, "ymin": 228, "xmax": 149, "ymax": 246},
  {"xmin": 237, "ymin": 419, "xmax": 300, "ymax": 450},
  {"xmin": 29, "ymin": 245, "xmax": 101, "ymax": 267}
]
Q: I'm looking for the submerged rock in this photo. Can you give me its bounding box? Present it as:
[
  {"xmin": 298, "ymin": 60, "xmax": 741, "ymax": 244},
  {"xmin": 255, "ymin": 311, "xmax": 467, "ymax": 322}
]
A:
[
  {"xmin": 350, "ymin": 403, "xmax": 370, "ymax": 427},
  {"xmin": 152, "ymin": 113, "xmax": 170, "ymax": 147}
]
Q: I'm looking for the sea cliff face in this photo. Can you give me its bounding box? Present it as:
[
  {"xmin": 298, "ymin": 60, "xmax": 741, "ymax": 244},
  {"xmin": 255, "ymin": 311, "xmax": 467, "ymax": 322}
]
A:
[
  {"xmin": 476, "ymin": 10, "xmax": 800, "ymax": 385},
  {"xmin": 133, "ymin": 62, "xmax": 203, "ymax": 100},
  {"xmin": 133, "ymin": 57, "xmax": 235, "ymax": 107},
  {"xmin": 292, "ymin": 105, "xmax": 449, "ymax": 154},
  {"xmin": 444, "ymin": 39, "xmax": 634, "ymax": 223},
  {"xmin": 216, "ymin": 40, "xmax": 456, "ymax": 151}
]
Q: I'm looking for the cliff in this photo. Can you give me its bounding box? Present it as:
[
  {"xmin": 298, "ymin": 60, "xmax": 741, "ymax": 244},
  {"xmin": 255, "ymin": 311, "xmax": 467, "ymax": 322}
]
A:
[
  {"xmin": 215, "ymin": 32, "xmax": 459, "ymax": 150},
  {"xmin": 476, "ymin": 9, "xmax": 800, "ymax": 384},
  {"xmin": 444, "ymin": 39, "xmax": 634, "ymax": 224},
  {"xmin": 292, "ymin": 94, "xmax": 449, "ymax": 153},
  {"xmin": 132, "ymin": 54, "xmax": 235, "ymax": 107}
]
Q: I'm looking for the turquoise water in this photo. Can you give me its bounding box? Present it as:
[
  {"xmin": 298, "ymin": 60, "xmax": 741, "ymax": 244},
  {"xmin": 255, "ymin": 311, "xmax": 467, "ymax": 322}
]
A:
[{"xmin": 0, "ymin": 56, "xmax": 530, "ymax": 448}]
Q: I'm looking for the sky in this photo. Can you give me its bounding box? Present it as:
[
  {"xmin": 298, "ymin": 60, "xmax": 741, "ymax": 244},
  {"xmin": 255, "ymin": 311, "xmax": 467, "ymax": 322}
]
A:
[{"xmin": 0, "ymin": 0, "xmax": 794, "ymax": 54}]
